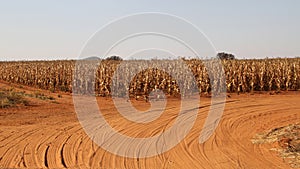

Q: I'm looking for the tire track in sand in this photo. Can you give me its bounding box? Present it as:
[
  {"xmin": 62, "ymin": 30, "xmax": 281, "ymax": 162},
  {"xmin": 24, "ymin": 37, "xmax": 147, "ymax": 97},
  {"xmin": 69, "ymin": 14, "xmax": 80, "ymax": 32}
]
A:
[{"xmin": 0, "ymin": 93, "xmax": 299, "ymax": 168}]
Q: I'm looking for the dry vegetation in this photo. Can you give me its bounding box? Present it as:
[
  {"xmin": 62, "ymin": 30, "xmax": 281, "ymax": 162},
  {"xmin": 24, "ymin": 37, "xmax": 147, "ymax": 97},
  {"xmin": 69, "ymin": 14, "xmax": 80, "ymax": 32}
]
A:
[
  {"xmin": 252, "ymin": 124, "xmax": 300, "ymax": 168},
  {"xmin": 0, "ymin": 87, "xmax": 57, "ymax": 109},
  {"xmin": 0, "ymin": 88, "xmax": 29, "ymax": 108},
  {"xmin": 0, "ymin": 58, "xmax": 299, "ymax": 98},
  {"xmin": 0, "ymin": 58, "xmax": 299, "ymax": 168}
]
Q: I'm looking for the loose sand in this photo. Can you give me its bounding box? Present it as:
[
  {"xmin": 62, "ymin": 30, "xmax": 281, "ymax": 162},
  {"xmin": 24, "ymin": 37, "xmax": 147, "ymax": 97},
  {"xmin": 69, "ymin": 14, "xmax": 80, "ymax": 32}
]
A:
[{"xmin": 0, "ymin": 82, "xmax": 299, "ymax": 169}]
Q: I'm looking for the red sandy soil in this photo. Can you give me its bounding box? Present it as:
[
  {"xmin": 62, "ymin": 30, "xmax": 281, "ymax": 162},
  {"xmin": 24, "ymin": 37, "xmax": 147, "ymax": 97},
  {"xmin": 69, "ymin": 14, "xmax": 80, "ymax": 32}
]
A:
[{"xmin": 0, "ymin": 81, "xmax": 299, "ymax": 169}]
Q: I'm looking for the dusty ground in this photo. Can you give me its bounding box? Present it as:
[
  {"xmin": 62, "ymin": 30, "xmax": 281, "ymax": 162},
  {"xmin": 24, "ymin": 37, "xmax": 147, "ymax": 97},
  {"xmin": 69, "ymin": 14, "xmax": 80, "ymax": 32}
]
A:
[
  {"xmin": 0, "ymin": 81, "xmax": 299, "ymax": 169},
  {"xmin": 252, "ymin": 124, "xmax": 300, "ymax": 168}
]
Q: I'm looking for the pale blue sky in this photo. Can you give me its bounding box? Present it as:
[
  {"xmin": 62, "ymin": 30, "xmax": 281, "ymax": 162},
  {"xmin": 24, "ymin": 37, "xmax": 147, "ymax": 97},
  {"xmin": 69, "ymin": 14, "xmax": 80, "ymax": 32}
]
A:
[{"xmin": 0, "ymin": 0, "xmax": 299, "ymax": 60}]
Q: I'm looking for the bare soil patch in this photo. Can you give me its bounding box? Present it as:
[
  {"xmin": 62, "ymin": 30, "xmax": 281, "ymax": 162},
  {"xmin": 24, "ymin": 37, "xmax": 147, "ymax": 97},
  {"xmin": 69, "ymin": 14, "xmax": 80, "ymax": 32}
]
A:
[{"xmin": 0, "ymin": 82, "xmax": 299, "ymax": 168}]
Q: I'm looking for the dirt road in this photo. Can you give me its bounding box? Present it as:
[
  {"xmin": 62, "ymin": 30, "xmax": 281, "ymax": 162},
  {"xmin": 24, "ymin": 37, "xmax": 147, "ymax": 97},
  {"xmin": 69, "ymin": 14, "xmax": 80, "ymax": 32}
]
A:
[{"xmin": 0, "ymin": 82, "xmax": 299, "ymax": 168}]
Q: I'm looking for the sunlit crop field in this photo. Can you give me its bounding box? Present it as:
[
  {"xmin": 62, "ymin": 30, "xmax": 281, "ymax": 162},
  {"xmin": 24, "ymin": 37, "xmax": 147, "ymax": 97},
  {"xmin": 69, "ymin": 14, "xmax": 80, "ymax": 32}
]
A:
[{"xmin": 0, "ymin": 58, "xmax": 299, "ymax": 97}]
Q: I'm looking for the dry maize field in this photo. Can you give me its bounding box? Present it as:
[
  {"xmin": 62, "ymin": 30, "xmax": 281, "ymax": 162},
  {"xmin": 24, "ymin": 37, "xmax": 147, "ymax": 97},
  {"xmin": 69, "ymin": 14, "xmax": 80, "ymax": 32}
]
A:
[
  {"xmin": 0, "ymin": 58, "xmax": 300, "ymax": 169},
  {"xmin": 0, "ymin": 58, "xmax": 299, "ymax": 97}
]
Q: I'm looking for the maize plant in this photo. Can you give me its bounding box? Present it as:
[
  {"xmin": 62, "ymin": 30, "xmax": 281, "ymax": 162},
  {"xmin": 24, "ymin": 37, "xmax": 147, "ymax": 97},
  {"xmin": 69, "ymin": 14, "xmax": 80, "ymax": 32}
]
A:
[{"xmin": 0, "ymin": 58, "xmax": 299, "ymax": 98}]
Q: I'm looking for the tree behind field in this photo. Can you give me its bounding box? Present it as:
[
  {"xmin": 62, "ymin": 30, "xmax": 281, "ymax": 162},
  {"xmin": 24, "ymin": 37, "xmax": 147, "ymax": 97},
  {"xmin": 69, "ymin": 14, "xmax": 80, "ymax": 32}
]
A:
[
  {"xmin": 106, "ymin": 56, "xmax": 123, "ymax": 61},
  {"xmin": 217, "ymin": 52, "xmax": 235, "ymax": 60}
]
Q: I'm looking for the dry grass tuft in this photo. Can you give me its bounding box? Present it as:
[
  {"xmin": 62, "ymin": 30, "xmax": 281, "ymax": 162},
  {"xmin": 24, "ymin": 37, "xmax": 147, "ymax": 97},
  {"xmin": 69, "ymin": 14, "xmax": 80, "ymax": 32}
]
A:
[
  {"xmin": 0, "ymin": 88, "xmax": 29, "ymax": 108},
  {"xmin": 252, "ymin": 124, "xmax": 300, "ymax": 168}
]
